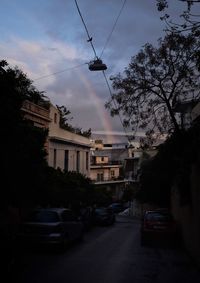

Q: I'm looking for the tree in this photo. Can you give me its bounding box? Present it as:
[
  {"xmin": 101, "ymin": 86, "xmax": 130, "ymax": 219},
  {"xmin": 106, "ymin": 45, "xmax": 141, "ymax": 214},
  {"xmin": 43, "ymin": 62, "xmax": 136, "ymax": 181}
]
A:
[
  {"xmin": 156, "ymin": 0, "xmax": 200, "ymax": 35},
  {"xmin": 40, "ymin": 168, "xmax": 95, "ymax": 208},
  {"xmin": 138, "ymin": 120, "xmax": 200, "ymax": 206},
  {"xmin": 56, "ymin": 105, "xmax": 74, "ymax": 132},
  {"xmin": 0, "ymin": 60, "xmax": 48, "ymax": 208},
  {"xmin": 105, "ymin": 32, "xmax": 200, "ymax": 141},
  {"xmin": 57, "ymin": 105, "xmax": 92, "ymax": 138},
  {"xmin": 156, "ymin": 0, "xmax": 200, "ymax": 75}
]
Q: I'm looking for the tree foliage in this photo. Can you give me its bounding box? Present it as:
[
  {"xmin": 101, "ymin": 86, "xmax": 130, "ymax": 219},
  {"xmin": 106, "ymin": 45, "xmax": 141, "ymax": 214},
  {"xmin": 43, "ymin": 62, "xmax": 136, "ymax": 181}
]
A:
[
  {"xmin": 105, "ymin": 32, "xmax": 200, "ymax": 141},
  {"xmin": 156, "ymin": 0, "xmax": 200, "ymax": 36},
  {"xmin": 39, "ymin": 168, "xmax": 95, "ymax": 208},
  {"xmin": 137, "ymin": 120, "xmax": 200, "ymax": 206},
  {"xmin": 0, "ymin": 60, "xmax": 48, "ymax": 208},
  {"xmin": 57, "ymin": 105, "xmax": 92, "ymax": 138},
  {"xmin": 1, "ymin": 61, "xmax": 94, "ymax": 209}
]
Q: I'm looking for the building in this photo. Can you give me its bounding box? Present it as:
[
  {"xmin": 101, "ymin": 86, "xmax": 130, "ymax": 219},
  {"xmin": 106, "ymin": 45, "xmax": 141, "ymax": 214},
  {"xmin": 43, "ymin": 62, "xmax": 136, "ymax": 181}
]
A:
[
  {"xmin": 90, "ymin": 154, "xmax": 122, "ymax": 182},
  {"xmin": 21, "ymin": 99, "xmax": 51, "ymax": 129},
  {"xmin": 22, "ymin": 100, "xmax": 91, "ymax": 177},
  {"xmin": 90, "ymin": 141, "xmax": 129, "ymax": 201},
  {"xmin": 173, "ymin": 100, "xmax": 199, "ymax": 129},
  {"xmin": 48, "ymin": 104, "xmax": 91, "ymax": 177},
  {"xmin": 21, "ymin": 99, "xmax": 51, "ymax": 152}
]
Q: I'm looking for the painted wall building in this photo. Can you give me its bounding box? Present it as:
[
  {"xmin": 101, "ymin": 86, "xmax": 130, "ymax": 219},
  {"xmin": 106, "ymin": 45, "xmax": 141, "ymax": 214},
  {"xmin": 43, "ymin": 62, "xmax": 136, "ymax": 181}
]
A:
[
  {"xmin": 90, "ymin": 155, "xmax": 122, "ymax": 182},
  {"xmin": 21, "ymin": 100, "xmax": 51, "ymax": 129},
  {"xmin": 22, "ymin": 101, "xmax": 91, "ymax": 177},
  {"xmin": 48, "ymin": 104, "xmax": 91, "ymax": 177},
  {"xmin": 90, "ymin": 142, "xmax": 128, "ymax": 201}
]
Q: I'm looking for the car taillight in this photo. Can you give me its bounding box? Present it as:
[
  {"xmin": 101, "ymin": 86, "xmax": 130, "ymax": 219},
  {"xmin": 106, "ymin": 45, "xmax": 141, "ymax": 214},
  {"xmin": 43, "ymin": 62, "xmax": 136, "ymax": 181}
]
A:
[{"xmin": 144, "ymin": 220, "xmax": 154, "ymax": 229}]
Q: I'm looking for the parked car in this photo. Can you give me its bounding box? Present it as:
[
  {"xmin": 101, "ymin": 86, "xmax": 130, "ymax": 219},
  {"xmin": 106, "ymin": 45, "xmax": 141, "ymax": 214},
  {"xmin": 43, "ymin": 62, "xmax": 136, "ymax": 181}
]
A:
[
  {"xmin": 108, "ymin": 202, "xmax": 125, "ymax": 213},
  {"xmin": 78, "ymin": 206, "xmax": 93, "ymax": 231},
  {"xmin": 17, "ymin": 208, "xmax": 84, "ymax": 250},
  {"xmin": 93, "ymin": 207, "xmax": 115, "ymax": 226},
  {"xmin": 140, "ymin": 209, "xmax": 178, "ymax": 246}
]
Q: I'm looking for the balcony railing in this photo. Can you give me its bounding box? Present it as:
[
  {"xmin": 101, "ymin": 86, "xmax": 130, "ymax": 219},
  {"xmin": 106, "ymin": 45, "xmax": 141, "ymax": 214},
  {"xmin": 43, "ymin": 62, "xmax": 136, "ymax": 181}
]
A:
[
  {"xmin": 22, "ymin": 100, "xmax": 50, "ymax": 119},
  {"xmin": 91, "ymin": 176, "xmax": 124, "ymax": 183}
]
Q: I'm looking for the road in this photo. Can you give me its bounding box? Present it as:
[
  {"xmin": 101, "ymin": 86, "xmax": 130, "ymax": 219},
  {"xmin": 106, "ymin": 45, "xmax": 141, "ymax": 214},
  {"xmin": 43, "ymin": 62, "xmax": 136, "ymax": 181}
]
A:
[{"xmin": 12, "ymin": 215, "xmax": 200, "ymax": 283}]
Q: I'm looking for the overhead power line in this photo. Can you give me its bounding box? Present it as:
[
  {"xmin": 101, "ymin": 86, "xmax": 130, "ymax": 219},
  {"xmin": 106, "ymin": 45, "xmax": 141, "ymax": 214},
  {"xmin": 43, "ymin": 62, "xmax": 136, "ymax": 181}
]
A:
[
  {"xmin": 100, "ymin": 0, "xmax": 127, "ymax": 58},
  {"xmin": 102, "ymin": 70, "xmax": 132, "ymax": 142},
  {"xmin": 74, "ymin": 0, "xmax": 131, "ymax": 143},
  {"xmin": 33, "ymin": 63, "xmax": 86, "ymax": 81},
  {"xmin": 74, "ymin": 0, "xmax": 98, "ymax": 59}
]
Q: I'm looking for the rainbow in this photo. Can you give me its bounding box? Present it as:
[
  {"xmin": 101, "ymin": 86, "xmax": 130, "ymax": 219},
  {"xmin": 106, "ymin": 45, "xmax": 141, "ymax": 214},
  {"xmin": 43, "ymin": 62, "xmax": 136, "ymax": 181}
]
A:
[{"xmin": 76, "ymin": 68, "xmax": 117, "ymax": 143}]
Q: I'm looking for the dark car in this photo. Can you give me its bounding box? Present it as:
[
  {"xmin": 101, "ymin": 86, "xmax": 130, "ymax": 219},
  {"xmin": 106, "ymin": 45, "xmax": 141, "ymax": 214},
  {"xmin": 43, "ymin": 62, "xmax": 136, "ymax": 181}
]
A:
[
  {"xmin": 78, "ymin": 207, "xmax": 93, "ymax": 231},
  {"xmin": 17, "ymin": 208, "xmax": 84, "ymax": 250},
  {"xmin": 93, "ymin": 207, "xmax": 115, "ymax": 226},
  {"xmin": 108, "ymin": 203, "xmax": 125, "ymax": 213},
  {"xmin": 141, "ymin": 209, "xmax": 178, "ymax": 246}
]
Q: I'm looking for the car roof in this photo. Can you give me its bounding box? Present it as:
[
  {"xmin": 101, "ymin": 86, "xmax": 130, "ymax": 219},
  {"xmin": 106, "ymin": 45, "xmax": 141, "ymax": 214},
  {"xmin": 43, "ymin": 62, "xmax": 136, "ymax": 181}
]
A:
[
  {"xmin": 144, "ymin": 209, "xmax": 171, "ymax": 216},
  {"xmin": 145, "ymin": 208, "xmax": 170, "ymax": 213},
  {"xmin": 33, "ymin": 207, "xmax": 71, "ymax": 213}
]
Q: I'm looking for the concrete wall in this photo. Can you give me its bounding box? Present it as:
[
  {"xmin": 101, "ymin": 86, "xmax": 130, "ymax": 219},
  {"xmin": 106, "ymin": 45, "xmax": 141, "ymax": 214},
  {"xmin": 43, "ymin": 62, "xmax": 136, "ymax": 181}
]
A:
[{"xmin": 171, "ymin": 161, "xmax": 200, "ymax": 268}]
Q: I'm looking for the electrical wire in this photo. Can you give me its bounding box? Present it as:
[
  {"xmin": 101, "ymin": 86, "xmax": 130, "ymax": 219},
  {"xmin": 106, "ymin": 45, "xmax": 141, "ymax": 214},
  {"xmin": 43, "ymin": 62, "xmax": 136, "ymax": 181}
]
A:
[
  {"xmin": 102, "ymin": 70, "xmax": 132, "ymax": 143},
  {"xmin": 74, "ymin": 0, "xmax": 131, "ymax": 143},
  {"xmin": 33, "ymin": 63, "xmax": 87, "ymax": 81},
  {"xmin": 74, "ymin": 0, "xmax": 98, "ymax": 59},
  {"xmin": 100, "ymin": 0, "xmax": 127, "ymax": 59}
]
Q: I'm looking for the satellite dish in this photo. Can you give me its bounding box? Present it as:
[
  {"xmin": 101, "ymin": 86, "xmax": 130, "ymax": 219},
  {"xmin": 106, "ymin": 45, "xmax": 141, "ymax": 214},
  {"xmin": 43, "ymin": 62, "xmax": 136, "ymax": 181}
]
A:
[{"xmin": 88, "ymin": 58, "xmax": 107, "ymax": 71}]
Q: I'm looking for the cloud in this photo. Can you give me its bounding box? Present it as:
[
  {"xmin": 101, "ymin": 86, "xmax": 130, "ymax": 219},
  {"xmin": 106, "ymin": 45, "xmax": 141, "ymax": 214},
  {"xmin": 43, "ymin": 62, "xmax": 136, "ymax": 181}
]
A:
[{"xmin": 2, "ymin": 0, "xmax": 199, "ymax": 143}]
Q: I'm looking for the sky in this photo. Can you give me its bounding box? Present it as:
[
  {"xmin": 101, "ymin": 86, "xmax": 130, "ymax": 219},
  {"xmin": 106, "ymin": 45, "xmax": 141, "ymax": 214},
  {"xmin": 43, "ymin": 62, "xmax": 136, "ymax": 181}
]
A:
[{"xmin": 0, "ymin": 0, "xmax": 196, "ymax": 143}]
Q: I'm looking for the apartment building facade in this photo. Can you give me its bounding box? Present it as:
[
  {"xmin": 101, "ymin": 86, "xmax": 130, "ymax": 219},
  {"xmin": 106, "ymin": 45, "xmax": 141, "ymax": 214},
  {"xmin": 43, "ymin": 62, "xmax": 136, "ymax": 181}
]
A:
[
  {"xmin": 22, "ymin": 100, "xmax": 91, "ymax": 177},
  {"xmin": 48, "ymin": 104, "xmax": 91, "ymax": 177}
]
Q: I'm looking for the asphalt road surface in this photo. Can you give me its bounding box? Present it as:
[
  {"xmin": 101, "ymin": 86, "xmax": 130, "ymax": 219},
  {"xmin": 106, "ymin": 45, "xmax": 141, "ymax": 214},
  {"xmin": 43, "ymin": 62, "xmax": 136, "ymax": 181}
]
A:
[{"xmin": 11, "ymin": 215, "xmax": 200, "ymax": 283}]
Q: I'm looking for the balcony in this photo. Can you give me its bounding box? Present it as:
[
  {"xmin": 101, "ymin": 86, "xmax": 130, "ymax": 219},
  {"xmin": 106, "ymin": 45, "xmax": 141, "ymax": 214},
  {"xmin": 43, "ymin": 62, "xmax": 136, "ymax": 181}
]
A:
[
  {"xmin": 91, "ymin": 176, "xmax": 125, "ymax": 185},
  {"xmin": 21, "ymin": 100, "xmax": 50, "ymax": 120}
]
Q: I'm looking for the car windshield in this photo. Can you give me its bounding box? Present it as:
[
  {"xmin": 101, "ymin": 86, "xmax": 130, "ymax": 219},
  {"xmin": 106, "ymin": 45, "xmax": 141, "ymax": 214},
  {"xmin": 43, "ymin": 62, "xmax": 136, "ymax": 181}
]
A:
[
  {"xmin": 27, "ymin": 210, "xmax": 60, "ymax": 223},
  {"xmin": 95, "ymin": 208, "xmax": 108, "ymax": 215}
]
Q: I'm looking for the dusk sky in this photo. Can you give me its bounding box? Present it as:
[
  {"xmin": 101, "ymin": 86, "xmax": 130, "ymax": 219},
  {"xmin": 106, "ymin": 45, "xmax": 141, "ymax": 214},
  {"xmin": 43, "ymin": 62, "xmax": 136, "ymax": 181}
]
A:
[{"xmin": 1, "ymin": 0, "xmax": 197, "ymax": 143}]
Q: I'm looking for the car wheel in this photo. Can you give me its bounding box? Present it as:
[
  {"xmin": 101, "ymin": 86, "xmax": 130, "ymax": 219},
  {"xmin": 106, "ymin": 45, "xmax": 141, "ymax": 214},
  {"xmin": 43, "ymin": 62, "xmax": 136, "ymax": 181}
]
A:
[
  {"xmin": 78, "ymin": 230, "xmax": 84, "ymax": 242},
  {"xmin": 59, "ymin": 235, "xmax": 69, "ymax": 252}
]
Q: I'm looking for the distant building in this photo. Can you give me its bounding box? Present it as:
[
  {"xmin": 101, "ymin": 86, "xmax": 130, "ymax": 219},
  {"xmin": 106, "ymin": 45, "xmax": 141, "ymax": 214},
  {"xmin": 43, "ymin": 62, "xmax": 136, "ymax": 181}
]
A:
[
  {"xmin": 90, "ymin": 141, "xmax": 128, "ymax": 201},
  {"xmin": 124, "ymin": 148, "xmax": 158, "ymax": 182},
  {"xmin": 173, "ymin": 100, "xmax": 199, "ymax": 129},
  {"xmin": 90, "ymin": 154, "xmax": 122, "ymax": 182}
]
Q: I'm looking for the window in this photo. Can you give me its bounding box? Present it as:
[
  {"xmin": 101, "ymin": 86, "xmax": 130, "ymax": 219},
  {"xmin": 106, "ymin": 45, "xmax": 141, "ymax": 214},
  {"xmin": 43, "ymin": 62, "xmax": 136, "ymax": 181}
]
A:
[
  {"xmin": 28, "ymin": 211, "xmax": 59, "ymax": 223},
  {"xmin": 97, "ymin": 173, "xmax": 104, "ymax": 181},
  {"xmin": 76, "ymin": 151, "xmax": 80, "ymax": 172},
  {"xmin": 86, "ymin": 152, "xmax": 89, "ymax": 170},
  {"xmin": 111, "ymin": 170, "xmax": 115, "ymax": 178},
  {"xmin": 54, "ymin": 113, "xmax": 57, "ymax": 123},
  {"xmin": 53, "ymin": 149, "xmax": 57, "ymax": 168},
  {"xmin": 64, "ymin": 150, "xmax": 69, "ymax": 172}
]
